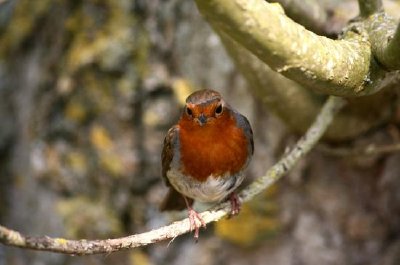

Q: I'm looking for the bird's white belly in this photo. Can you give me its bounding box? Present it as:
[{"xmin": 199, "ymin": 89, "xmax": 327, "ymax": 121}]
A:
[{"xmin": 167, "ymin": 168, "xmax": 244, "ymax": 203}]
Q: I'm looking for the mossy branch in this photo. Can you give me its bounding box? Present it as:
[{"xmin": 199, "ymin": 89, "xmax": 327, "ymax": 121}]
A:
[
  {"xmin": 0, "ymin": 96, "xmax": 345, "ymax": 255},
  {"xmin": 383, "ymin": 23, "xmax": 400, "ymax": 70},
  {"xmin": 194, "ymin": 0, "xmax": 380, "ymax": 97},
  {"xmin": 369, "ymin": 16, "xmax": 400, "ymax": 70},
  {"xmin": 270, "ymin": 0, "xmax": 330, "ymax": 35}
]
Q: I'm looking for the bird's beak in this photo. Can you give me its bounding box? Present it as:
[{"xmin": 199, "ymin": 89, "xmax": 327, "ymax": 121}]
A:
[{"xmin": 197, "ymin": 114, "xmax": 207, "ymax": 126}]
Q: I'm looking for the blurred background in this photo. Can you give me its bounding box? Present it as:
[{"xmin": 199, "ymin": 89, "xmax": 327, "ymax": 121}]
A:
[{"xmin": 0, "ymin": 0, "xmax": 400, "ymax": 264}]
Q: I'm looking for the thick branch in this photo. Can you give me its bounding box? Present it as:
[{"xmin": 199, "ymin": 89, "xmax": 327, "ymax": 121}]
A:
[
  {"xmin": 368, "ymin": 14, "xmax": 400, "ymax": 70},
  {"xmin": 218, "ymin": 31, "xmax": 395, "ymax": 140},
  {"xmin": 358, "ymin": 0, "xmax": 383, "ymax": 17},
  {"xmin": 384, "ymin": 23, "xmax": 400, "ymax": 69},
  {"xmin": 217, "ymin": 31, "xmax": 324, "ymax": 136},
  {"xmin": 269, "ymin": 0, "xmax": 330, "ymax": 36},
  {"xmin": 194, "ymin": 0, "xmax": 382, "ymax": 97},
  {"xmin": 0, "ymin": 96, "xmax": 346, "ymax": 255}
]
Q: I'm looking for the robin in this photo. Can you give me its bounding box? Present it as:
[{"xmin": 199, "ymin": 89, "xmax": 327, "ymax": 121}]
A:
[{"xmin": 160, "ymin": 89, "xmax": 254, "ymax": 239}]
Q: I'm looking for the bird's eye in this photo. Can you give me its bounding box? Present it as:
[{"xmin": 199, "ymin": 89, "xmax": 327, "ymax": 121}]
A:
[
  {"xmin": 186, "ymin": 106, "xmax": 193, "ymax": 116},
  {"xmin": 215, "ymin": 104, "xmax": 223, "ymax": 115}
]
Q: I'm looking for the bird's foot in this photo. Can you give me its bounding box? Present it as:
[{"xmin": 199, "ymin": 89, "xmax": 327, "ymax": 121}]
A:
[
  {"xmin": 229, "ymin": 192, "xmax": 241, "ymax": 216},
  {"xmin": 187, "ymin": 207, "xmax": 206, "ymax": 241}
]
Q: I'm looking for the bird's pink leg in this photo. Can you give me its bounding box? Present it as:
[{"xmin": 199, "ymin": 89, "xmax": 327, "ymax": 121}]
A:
[
  {"xmin": 184, "ymin": 196, "xmax": 206, "ymax": 240},
  {"xmin": 229, "ymin": 192, "xmax": 241, "ymax": 216}
]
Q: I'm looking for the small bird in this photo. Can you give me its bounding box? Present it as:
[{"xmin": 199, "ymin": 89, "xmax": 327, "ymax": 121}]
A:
[{"xmin": 160, "ymin": 89, "xmax": 254, "ymax": 239}]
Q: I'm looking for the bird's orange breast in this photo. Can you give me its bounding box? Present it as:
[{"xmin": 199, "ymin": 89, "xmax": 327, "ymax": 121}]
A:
[{"xmin": 178, "ymin": 114, "xmax": 249, "ymax": 182}]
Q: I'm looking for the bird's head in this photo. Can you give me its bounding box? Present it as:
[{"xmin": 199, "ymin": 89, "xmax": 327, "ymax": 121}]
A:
[{"xmin": 181, "ymin": 89, "xmax": 227, "ymax": 127}]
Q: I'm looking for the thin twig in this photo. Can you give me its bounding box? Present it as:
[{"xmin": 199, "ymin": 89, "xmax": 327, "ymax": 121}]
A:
[
  {"xmin": 240, "ymin": 96, "xmax": 345, "ymax": 201},
  {"xmin": 0, "ymin": 96, "xmax": 346, "ymax": 255}
]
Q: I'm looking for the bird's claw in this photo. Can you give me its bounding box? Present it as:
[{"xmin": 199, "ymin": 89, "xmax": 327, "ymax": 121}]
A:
[
  {"xmin": 187, "ymin": 208, "xmax": 206, "ymax": 241},
  {"xmin": 229, "ymin": 193, "xmax": 241, "ymax": 217}
]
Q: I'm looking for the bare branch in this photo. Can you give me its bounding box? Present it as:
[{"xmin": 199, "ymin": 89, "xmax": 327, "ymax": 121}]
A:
[
  {"xmin": 358, "ymin": 0, "xmax": 383, "ymax": 17},
  {"xmin": 269, "ymin": 0, "xmax": 330, "ymax": 36},
  {"xmin": 384, "ymin": 22, "xmax": 400, "ymax": 70},
  {"xmin": 369, "ymin": 15, "xmax": 400, "ymax": 70},
  {"xmin": 0, "ymin": 96, "xmax": 346, "ymax": 255},
  {"xmin": 194, "ymin": 0, "xmax": 384, "ymax": 97},
  {"xmin": 217, "ymin": 31, "xmax": 324, "ymax": 136}
]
